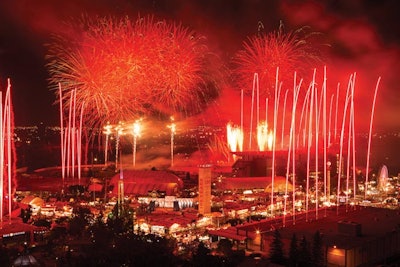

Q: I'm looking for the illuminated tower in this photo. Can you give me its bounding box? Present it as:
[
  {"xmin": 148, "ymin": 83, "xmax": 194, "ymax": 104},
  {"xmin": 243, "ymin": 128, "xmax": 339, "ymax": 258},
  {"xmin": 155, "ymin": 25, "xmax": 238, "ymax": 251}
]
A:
[{"xmin": 198, "ymin": 165, "xmax": 212, "ymax": 215}]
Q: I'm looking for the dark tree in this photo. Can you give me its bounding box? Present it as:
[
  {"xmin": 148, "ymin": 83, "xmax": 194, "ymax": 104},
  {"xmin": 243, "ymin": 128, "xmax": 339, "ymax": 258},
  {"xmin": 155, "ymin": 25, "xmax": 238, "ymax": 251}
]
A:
[
  {"xmin": 69, "ymin": 206, "xmax": 91, "ymax": 236},
  {"xmin": 270, "ymin": 229, "xmax": 286, "ymax": 265},
  {"xmin": 217, "ymin": 238, "xmax": 233, "ymax": 257},
  {"xmin": 20, "ymin": 206, "xmax": 32, "ymax": 223},
  {"xmin": 193, "ymin": 242, "xmax": 211, "ymax": 267},
  {"xmin": 312, "ymin": 231, "xmax": 324, "ymax": 267},
  {"xmin": 0, "ymin": 245, "xmax": 10, "ymax": 266},
  {"xmin": 298, "ymin": 235, "xmax": 311, "ymax": 267},
  {"xmin": 33, "ymin": 218, "xmax": 51, "ymax": 228},
  {"xmin": 288, "ymin": 233, "xmax": 298, "ymax": 267}
]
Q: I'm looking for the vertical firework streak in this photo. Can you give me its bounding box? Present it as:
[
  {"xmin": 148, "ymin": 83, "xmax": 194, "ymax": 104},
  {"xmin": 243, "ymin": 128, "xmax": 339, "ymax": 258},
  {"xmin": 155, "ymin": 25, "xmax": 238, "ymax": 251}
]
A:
[
  {"xmin": 257, "ymin": 74, "xmax": 260, "ymax": 134},
  {"xmin": 6, "ymin": 82, "xmax": 12, "ymax": 220},
  {"xmin": 365, "ymin": 77, "xmax": 381, "ymax": 199},
  {"xmin": 77, "ymin": 103, "xmax": 85, "ymax": 181},
  {"xmin": 241, "ymin": 90, "xmax": 244, "ymax": 138},
  {"xmin": 168, "ymin": 118, "xmax": 176, "ymax": 167},
  {"xmin": 227, "ymin": 68, "xmax": 383, "ymax": 224},
  {"xmin": 114, "ymin": 122, "xmax": 124, "ymax": 170},
  {"xmin": 265, "ymin": 98, "xmax": 268, "ymax": 128},
  {"xmin": 59, "ymin": 87, "xmax": 84, "ymax": 187},
  {"xmin": 72, "ymin": 89, "xmax": 76, "ymax": 179},
  {"xmin": 103, "ymin": 122, "xmax": 112, "ymax": 167},
  {"xmin": 314, "ymin": 82, "xmax": 319, "ymax": 219},
  {"xmin": 0, "ymin": 91, "xmax": 3, "ymax": 224},
  {"xmin": 285, "ymin": 74, "xmax": 299, "ymax": 224},
  {"xmin": 345, "ymin": 77, "xmax": 356, "ymax": 210},
  {"xmin": 328, "ymin": 94, "xmax": 334, "ymax": 147},
  {"xmin": 227, "ymin": 68, "xmax": 384, "ymax": 223},
  {"xmin": 334, "ymin": 84, "xmax": 340, "ymax": 143},
  {"xmin": 351, "ymin": 84, "xmax": 356, "ymax": 202},
  {"xmin": 0, "ymin": 79, "xmax": 16, "ymax": 224},
  {"xmin": 59, "ymin": 84, "xmax": 65, "ymax": 184},
  {"xmin": 305, "ymin": 70, "xmax": 316, "ymax": 222},
  {"xmin": 322, "ymin": 67, "xmax": 328, "ymax": 216},
  {"xmin": 336, "ymin": 74, "xmax": 355, "ymax": 212},
  {"xmin": 348, "ymin": 76, "xmax": 356, "ymax": 206},
  {"xmin": 297, "ymin": 87, "xmax": 311, "ymax": 149},
  {"xmin": 132, "ymin": 120, "xmax": 141, "ymax": 168},
  {"xmin": 291, "ymin": 76, "xmax": 302, "ymax": 224},
  {"xmin": 283, "ymin": 73, "xmax": 301, "ymax": 226},
  {"xmin": 270, "ymin": 67, "xmax": 281, "ymax": 217},
  {"xmin": 281, "ymin": 89, "xmax": 289, "ymax": 149},
  {"xmin": 66, "ymin": 92, "xmax": 73, "ymax": 178},
  {"xmin": 249, "ymin": 73, "xmax": 259, "ymax": 150}
]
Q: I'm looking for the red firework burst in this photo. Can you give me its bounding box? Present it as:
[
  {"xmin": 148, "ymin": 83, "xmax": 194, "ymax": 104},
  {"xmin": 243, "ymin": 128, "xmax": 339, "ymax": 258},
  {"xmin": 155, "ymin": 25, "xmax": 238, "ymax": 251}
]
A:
[
  {"xmin": 47, "ymin": 15, "xmax": 222, "ymax": 128},
  {"xmin": 232, "ymin": 24, "xmax": 326, "ymax": 97}
]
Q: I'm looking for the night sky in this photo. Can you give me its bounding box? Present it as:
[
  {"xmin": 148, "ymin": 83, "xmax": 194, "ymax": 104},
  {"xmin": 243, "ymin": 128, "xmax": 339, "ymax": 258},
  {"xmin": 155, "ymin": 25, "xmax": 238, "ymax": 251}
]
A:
[{"xmin": 0, "ymin": 0, "xmax": 399, "ymax": 132}]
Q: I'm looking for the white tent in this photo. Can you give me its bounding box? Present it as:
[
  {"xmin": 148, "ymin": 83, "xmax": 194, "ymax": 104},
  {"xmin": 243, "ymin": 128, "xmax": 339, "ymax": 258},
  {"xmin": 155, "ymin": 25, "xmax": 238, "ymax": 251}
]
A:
[{"xmin": 13, "ymin": 253, "xmax": 39, "ymax": 266}]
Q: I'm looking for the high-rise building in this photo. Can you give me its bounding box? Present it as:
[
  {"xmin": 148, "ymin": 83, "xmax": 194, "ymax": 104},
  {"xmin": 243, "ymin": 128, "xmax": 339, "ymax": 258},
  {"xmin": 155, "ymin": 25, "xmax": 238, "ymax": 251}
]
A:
[{"xmin": 198, "ymin": 164, "xmax": 212, "ymax": 215}]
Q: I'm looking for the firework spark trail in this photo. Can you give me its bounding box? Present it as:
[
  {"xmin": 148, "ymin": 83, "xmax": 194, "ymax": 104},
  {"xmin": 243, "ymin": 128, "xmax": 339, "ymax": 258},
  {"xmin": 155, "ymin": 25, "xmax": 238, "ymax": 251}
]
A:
[
  {"xmin": 0, "ymin": 90, "xmax": 3, "ymax": 224},
  {"xmin": 59, "ymin": 84, "xmax": 65, "ymax": 182},
  {"xmin": 336, "ymin": 74, "xmax": 355, "ymax": 213},
  {"xmin": 47, "ymin": 15, "xmax": 221, "ymax": 130},
  {"xmin": 281, "ymin": 89, "xmax": 289, "ymax": 149},
  {"xmin": 334, "ymin": 84, "xmax": 340, "ymax": 142},
  {"xmin": 66, "ymin": 91, "xmax": 73, "ymax": 178},
  {"xmin": 58, "ymin": 87, "xmax": 85, "ymax": 184},
  {"xmin": 249, "ymin": 73, "xmax": 256, "ymax": 150},
  {"xmin": 306, "ymin": 69, "xmax": 316, "ymax": 222},
  {"xmin": 328, "ymin": 94, "xmax": 334, "ymax": 147},
  {"xmin": 0, "ymin": 79, "xmax": 16, "ymax": 224},
  {"xmin": 233, "ymin": 25, "xmax": 324, "ymax": 98},
  {"xmin": 365, "ymin": 77, "xmax": 381, "ymax": 199},
  {"xmin": 291, "ymin": 75, "xmax": 303, "ymax": 224},
  {"xmin": 227, "ymin": 123, "xmax": 243, "ymax": 153},
  {"xmin": 227, "ymin": 67, "xmax": 381, "ymax": 223},
  {"xmin": 297, "ymin": 86, "xmax": 312, "ymax": 148},
  {"xmin": 323, "ymin": 67, "xmax": 327, "ymax": 216},
  {"xmin": 345, "ymin": 77, "xmax": 355, "ymax": 210},
  {"xmin": 347, "ymin": 78, "xmax": 354, "ymax": 207},
  {"xmin": 314, "ymin": 81, "xmax": 319, "ymax": 219},
  {"xmin": 77, "ymin": 102, "xmax": 85, "ymax": 181},
  {"xmin": 270, "ymin": 67, "xmax": 282, "ymax": 217},
  {"xmin": 283, "ymin": 72, "xmax": 301, "ymax": 226}
]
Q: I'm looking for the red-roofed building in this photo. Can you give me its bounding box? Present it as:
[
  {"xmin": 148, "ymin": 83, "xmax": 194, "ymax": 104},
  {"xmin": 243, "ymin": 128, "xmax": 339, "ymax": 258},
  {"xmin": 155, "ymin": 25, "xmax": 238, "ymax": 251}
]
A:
[
  {"xmin": 216, "ymin": 176, "xmax": 293, "ymax": 193},
  {"xmin": 109, "ymin": 170, "xmax": 183, "ymax": 196}
]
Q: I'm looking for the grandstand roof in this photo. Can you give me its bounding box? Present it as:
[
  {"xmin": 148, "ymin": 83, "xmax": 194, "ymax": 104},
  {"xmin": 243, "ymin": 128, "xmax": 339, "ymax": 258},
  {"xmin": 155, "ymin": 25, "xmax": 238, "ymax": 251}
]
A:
[
  {"xmin": 109, "ymin": 170, "xmax": 183, "ymax": 196},
  {"xmin": 216, "ymin": 176, "xmax": 293, "ymax": 192}
]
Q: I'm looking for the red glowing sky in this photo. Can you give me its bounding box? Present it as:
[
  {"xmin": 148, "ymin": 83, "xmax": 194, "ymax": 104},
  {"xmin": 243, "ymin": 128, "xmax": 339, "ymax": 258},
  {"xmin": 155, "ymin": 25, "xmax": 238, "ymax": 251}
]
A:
[{"xmin": 0, "ymin": 0, "xmax": 399, "ymax": 132}]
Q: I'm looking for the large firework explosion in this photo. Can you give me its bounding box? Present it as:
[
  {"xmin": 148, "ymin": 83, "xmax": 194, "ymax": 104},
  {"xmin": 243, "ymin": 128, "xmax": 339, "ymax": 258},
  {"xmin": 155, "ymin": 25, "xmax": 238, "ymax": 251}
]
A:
[
  {"xmin": 46, "ymin": 15, "xmax": 222, "ymax": 129},
  {"xmin": 232, "ymin": 23, "xmax": 326, "ymax": 97}
]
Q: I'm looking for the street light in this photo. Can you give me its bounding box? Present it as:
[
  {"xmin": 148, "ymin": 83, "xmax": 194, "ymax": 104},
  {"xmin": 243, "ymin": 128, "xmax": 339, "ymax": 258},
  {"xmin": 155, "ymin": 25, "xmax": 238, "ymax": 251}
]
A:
[{"xmin": 132, "ymin": 119, "xmax": 142, "ymax": 168}]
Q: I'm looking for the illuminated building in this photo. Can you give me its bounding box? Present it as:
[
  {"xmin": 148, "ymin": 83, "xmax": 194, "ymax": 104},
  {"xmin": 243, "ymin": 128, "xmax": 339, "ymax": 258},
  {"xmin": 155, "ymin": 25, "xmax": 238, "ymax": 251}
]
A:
[
  {"xmin": 198, "ymin": 164, "xmax": 212, "ymax": 215},
  {"xmin": 109, "ymin": 170, "xmax": 183, "ymax": 197}
]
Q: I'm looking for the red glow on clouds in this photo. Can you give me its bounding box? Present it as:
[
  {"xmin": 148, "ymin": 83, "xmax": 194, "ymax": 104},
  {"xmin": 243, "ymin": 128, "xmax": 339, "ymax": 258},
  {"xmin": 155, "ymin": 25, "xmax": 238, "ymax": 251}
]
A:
[
  {"xmin": 0, "ymin": 0, "xmax": 399, "ymax": 131},
  {"xmin": 280, "ymin": 0, "xmax": 400, "ymax": 131},
  {"xmin": 334, "ymin": 21, "xmax": 380, "ymax": 53}
]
